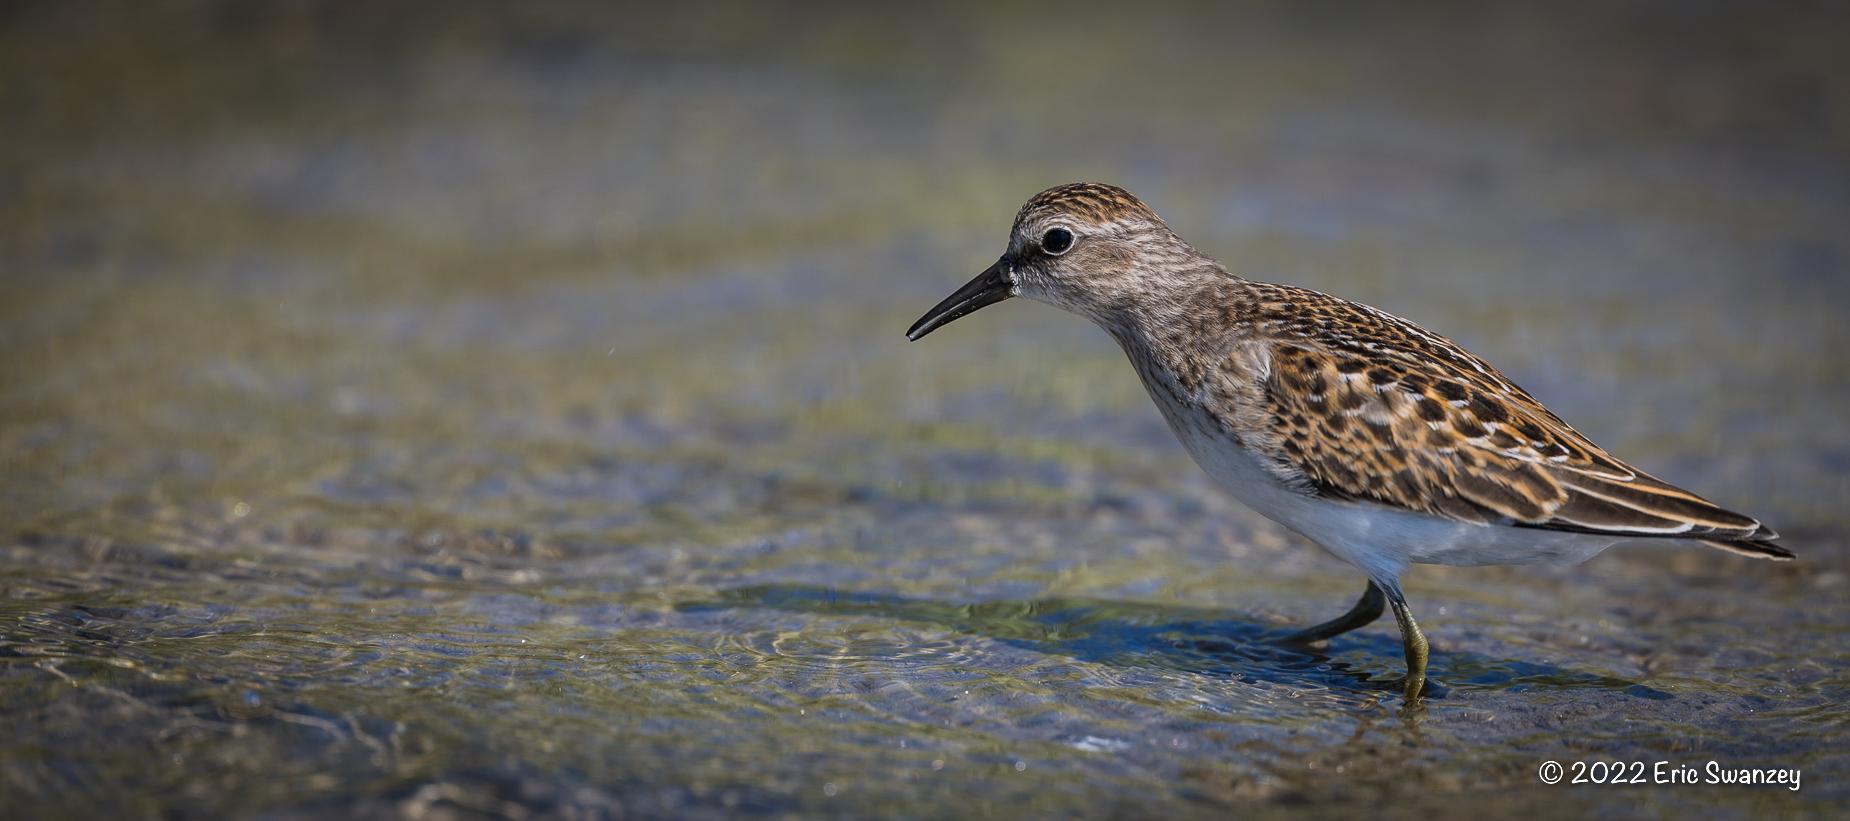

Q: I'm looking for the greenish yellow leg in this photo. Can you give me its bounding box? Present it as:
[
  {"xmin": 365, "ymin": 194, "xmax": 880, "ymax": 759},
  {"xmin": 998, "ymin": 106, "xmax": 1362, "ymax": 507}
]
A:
[
  {"xmin": 1278, "ymin": 581, "xmax": 1386, "ymax": 645},
  {"xmin": 1387, "ymin": 593, "xmax": 1429, "ymax": 703}
]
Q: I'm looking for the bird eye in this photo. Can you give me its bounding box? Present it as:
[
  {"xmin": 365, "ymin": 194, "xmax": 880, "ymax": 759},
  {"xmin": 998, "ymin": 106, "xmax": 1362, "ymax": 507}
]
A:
[{"xmin": 1042, "ymin": 228, "xmax": 1074, "ymax": 255}]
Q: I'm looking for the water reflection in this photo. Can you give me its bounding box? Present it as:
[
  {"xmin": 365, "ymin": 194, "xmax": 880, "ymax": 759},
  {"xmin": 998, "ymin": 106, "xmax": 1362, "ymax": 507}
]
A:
[{"xmin": 686, "ymin": 585, "xmax": 1684, "ymax": 700}]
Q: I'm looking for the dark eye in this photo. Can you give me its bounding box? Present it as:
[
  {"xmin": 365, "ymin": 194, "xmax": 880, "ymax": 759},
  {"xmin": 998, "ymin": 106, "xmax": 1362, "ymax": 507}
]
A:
[{"xmin": 1042, "ymin": 228, "xmax": 1074, "ymax": 255}]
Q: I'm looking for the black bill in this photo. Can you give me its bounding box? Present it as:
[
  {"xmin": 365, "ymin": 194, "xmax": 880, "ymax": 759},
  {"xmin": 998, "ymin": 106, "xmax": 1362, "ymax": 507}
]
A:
[{"xmin": 905, "ymin": 257, "xmax": 1015, "ymax": 341}]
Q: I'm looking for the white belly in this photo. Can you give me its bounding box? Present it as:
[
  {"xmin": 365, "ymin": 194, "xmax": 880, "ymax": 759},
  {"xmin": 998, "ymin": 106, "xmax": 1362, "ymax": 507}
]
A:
[{"xmin": 1162, "ymin": 404, "xmax": 1627, "ymax": 586}]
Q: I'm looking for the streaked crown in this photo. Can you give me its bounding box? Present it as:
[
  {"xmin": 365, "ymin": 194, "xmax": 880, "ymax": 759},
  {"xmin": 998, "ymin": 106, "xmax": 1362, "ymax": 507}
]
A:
[{"xmin": 1011, "ymin": 183, "xmax": 1163, "ymax": 235}]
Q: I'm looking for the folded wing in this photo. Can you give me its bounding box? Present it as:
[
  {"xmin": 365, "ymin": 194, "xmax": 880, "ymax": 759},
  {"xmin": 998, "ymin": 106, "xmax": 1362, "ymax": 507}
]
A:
[{"xmin": 1240, "ymin": 286, "xmax": 1792, "ymax": 561}]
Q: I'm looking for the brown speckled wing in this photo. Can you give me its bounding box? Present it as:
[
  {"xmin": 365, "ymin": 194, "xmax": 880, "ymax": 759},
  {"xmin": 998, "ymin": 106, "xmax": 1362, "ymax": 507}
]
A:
[{"xmin": 1247, "ymin": 285, "xmax": 1790, "ymax": 557}]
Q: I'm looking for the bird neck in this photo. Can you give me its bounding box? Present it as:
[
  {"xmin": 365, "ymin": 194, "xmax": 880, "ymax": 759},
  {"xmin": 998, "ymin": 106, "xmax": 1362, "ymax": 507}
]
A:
[
  {"xmin": 1060, "ymin": 245, "xmax": 1261, "ymax": 418},
  {"xmin": 1094, "ymin": 254, "xmax": 1253, "ymax": 362}
]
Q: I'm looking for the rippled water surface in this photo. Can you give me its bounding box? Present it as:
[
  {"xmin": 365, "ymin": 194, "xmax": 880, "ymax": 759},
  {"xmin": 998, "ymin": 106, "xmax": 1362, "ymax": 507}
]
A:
[{"xmin": 4, "ymin": 3, "xmax": 1848, "ymax": 818}]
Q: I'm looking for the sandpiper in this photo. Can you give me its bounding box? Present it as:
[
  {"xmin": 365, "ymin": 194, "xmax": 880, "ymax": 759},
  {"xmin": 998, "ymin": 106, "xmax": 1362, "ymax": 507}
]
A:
[{"xmin": 906, "ymin": 183, "xmax": 1793, "ymax": 703}]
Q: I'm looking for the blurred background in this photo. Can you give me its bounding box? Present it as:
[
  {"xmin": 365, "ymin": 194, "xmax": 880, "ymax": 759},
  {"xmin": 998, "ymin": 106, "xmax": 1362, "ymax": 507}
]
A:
[{"xmin": 3, "ymin": 2, "xmax": 1847, "ymax": 819}]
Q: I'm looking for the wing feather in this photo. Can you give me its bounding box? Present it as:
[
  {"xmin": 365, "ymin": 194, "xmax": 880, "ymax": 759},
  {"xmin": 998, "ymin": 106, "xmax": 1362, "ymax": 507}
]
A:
[{"xmin": 1242, "ymin": 284, "xmax": 1788, "ymax": 559}]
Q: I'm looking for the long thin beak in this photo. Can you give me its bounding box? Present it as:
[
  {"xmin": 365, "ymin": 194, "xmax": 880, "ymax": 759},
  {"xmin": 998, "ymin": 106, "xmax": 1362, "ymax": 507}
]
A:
[{"xmin": 906, "ymin": 257, "xmax": 1015, "ymax": 341}]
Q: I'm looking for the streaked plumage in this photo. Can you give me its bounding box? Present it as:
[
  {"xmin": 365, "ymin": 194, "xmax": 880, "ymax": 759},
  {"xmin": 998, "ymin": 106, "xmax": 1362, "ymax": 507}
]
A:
[{"xmin": 908, "ymin": 182, "xmax": 1793, "ymax": 703}]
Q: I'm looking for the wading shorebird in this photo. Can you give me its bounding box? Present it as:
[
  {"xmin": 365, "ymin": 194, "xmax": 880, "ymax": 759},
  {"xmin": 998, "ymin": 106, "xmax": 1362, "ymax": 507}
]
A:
[{"xmin": 905, "ymin": 183, "xmax": 1793, "ymax": 704}]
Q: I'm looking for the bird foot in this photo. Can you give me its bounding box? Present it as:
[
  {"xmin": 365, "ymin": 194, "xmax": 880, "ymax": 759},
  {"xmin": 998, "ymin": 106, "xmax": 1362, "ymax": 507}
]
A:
[{"xmin": 1369, "ymin": 675, "xmax": 1444, "ymax": 700}]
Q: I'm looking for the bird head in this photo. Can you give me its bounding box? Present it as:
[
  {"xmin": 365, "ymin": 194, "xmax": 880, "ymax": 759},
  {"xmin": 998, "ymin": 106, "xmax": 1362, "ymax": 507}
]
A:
[{"xmin": 907, "ymin": 183, "xmax": 1196, "ymax": 340}]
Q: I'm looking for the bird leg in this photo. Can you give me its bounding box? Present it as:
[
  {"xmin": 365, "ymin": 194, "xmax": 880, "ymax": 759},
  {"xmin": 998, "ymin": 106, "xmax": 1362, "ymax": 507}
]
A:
[
  {"xmin": 1275, "ymin": 580, "xmax": 1432, "ymax": 703},
  {"xmin": 1278, "ymin": 580, "xmax": 1385, "ymax": 645},
  {"xmin": 1386, "ymin": 590, "xmax": 1429, "ymax": 703}
]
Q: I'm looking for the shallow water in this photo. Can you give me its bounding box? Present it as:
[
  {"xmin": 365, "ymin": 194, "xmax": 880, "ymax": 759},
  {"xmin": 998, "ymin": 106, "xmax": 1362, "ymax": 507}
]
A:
[{"xmin": 3, "ymin": 3, "xmax": 1848, "ymax": 818}]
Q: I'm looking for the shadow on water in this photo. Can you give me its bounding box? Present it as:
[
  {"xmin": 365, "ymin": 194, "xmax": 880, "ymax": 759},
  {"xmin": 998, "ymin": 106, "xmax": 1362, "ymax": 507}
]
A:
[{"xmin": 681, "ymin": 585, "xmax": 1672, "ymax": 701}]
